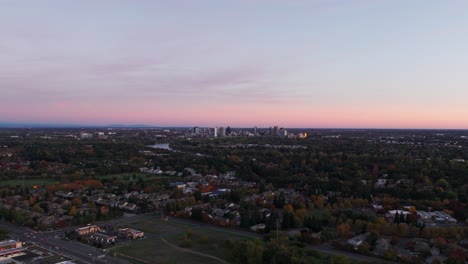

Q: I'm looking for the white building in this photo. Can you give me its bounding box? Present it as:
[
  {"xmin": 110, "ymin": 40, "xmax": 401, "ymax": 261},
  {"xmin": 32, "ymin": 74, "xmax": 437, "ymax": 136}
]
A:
[
  {"xmin": 279, "ymin": 129, "xmax": 288, "ymax": 138},
  {"xmin": 80, "ymin": 133, "xmax": 93, "ymax": 139}
]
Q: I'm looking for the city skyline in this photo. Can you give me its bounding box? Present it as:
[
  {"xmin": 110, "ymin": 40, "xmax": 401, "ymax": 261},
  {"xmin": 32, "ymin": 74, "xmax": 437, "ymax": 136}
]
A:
[{"xmin": 2, "ymin": 1, "xmax": 468, "ymax": 129}]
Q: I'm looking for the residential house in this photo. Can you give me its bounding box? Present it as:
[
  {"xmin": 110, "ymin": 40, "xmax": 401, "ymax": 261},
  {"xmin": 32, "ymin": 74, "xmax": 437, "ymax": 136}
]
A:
[
  {"xmin": 37, "ymin": 215, "xmax": 56, "ymax": 227},
  {"xmin": 250, "ymin": 223, "xmax": 266, "ymax": 232},
  {"xmin": 347, "ymin": 233, "xmax": 370, "ymax": 249}
]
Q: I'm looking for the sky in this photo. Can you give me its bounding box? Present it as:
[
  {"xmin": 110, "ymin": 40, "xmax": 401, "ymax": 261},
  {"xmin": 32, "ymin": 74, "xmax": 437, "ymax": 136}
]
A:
[{"xmin": 1, "ymin": 0, "xmax": 468, "ymax": 129}]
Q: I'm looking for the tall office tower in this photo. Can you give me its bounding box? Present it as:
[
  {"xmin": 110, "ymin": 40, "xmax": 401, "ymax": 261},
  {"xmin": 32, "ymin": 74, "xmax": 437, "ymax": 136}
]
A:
[
  {"xmin": 253, "ymin": 126, "xmax": 257, "ymax": 136},
  {"xmin": 269, "ymin": 127, "xmax": 273, "ymax": 135},
  {"xmin": 218, "ymin": 127, "xmax": 226, "ymax": 137},
  {"xmin": 193, "ymin": 127, "xmax": 200, "ymax": 134},
  {"xmin": 213, "ymin": 127, "xmax": 218, "ymax": 137},
  {"xmin": 273, "ymin": 126, "xmax": 279, "ymax": 136},
  {"xmin": 279, "ymin": 129, "xmax": 288, "ymax": 138}
]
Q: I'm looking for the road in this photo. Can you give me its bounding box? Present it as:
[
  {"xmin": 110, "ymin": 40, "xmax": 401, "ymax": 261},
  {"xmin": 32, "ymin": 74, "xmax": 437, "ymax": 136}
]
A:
[{"xmin": 310, "ymin": 244, "xmax": 396, "ymax": 263}]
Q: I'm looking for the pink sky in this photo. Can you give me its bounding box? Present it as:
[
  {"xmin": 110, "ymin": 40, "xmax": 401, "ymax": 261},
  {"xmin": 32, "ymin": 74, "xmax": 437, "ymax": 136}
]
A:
[{"xmin": 1, "ymin": 1, "xmax": 468, "ymax": 128}]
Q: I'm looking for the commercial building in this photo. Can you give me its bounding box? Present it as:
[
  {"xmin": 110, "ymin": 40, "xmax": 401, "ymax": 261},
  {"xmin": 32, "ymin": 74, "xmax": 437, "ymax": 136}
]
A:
[
  {"xmin": 118, "ymin": 228, "xmax": 144, "ymax": 240},
  {"xmin": 417, "ymin": 211, "xmax": 458, "ymax": 226},
  {"xmin": 75, "ymin": 225, "xmax": 101, "ymax": 236},
  {"xmin": 80, "ymin": 133, "xmax": 93, "ymax": 139},
  {"xmin": 89, "ymin": 232, "xmax": 117, "ymax": 245},
  {"xmin": 0, "ymin": 240, "xmax": 24, "ymax": 257}
]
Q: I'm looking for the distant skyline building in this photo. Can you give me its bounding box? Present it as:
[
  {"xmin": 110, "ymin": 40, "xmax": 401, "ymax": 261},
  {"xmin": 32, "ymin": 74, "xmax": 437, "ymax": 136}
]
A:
[
  {"xmin": 218, "ymin": 127, "xmax": 226, "ymax": 137},
  {"xmin": 279, "ymin": 129, "xmax": 288, "ymax": 138},
  {"xmin": 212, "ymin": 127, "xmax": 218, "ymax": 137},
  {"xmin": 253, "ymin": 126, "xmax": 257, "ymax": 136},
  {"xmin": 273, "ymin": 126, "xmax": 279, "ymax": 137}
]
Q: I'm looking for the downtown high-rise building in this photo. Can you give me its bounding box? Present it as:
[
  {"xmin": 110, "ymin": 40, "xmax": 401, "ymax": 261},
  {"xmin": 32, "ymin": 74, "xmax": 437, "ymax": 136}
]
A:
[
  {"xmin": 273, "ymin": 126, "xmax": 279, "ymax": 136},
  {"xmin": 279, "ymin": 128, "xmax": 288, "ymax": 138},
  {"xmin": 218, "ymin": 127, "xmax": 226, "ymax": 137}
]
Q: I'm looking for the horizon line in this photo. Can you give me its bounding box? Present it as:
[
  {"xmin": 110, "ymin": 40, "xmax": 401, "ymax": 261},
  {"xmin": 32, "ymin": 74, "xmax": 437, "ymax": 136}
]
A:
[{"xmin": 1, "ymin": 122, "xmax": 468, "ymax": 131}]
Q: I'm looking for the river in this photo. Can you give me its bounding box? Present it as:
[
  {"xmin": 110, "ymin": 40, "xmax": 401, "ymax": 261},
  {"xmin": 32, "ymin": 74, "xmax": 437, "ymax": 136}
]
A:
[{"xmin": 148, "ymin": 143, "xmax": 173, "ymax": 151}]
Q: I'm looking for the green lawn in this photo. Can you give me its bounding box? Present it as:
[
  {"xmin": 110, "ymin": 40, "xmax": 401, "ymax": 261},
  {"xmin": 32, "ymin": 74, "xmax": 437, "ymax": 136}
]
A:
[
  {"xmin": 110, "ymin": 218, "xmax": 252, "ymax": 264},
  {"xmin": 166, "ymin": 228, "xmax": 248, "ymax": 261},
  {"xmin": 94, "ymin": 173, "xmax": 179, "ymax": 181},
  {"xmin": 117, "ymin": 218, "xmax": 194, "ymax": 235},
  {"xmin": 110, "ymin": 237, "xmax": 223, "ymax": 264},
  {"xmin": 94, "ymin": 173, "xmax": 148, "ymax": 180},
  {"xmin": 0, "ymin": 178, "xmax": 56, "ymax": 187},
  {"xmin": 0, "ymin": 172, "xmax": 177, "ymax": 188}
]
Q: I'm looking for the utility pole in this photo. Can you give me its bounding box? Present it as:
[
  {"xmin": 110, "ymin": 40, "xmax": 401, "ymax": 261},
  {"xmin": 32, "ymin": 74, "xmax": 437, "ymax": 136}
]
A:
[{"xmin": 276, "ymin": 219, "xmax": 279, "ymax": 241}]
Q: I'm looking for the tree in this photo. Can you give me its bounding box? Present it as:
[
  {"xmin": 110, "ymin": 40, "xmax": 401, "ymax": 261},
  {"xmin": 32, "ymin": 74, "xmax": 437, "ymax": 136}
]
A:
[
  {"xmin": 282, "ymin": 204, "xmax": 296, "ymax": 229},
  {"xmin": 194, "ymin": 190, "xmax": 202, "ymax": 201},
  {"xmin": 32, "ymin": 204, "xmax": 44, "ymax": 214},
  {"xmin": 329, "ymin": 255, "xmax": 351, "ymax": 264},
  {"xmin": 72, "ymin": 198, "xmax": 82, "ymax": 207},
  {"xmin": 191, "ymin": 208, "xmax": 203, "ymax": 221},
  {"xmin": 398, "ymin": 223, "xmax": 409, "ymax": 237},
  {"xmin": 230, "ymin": 239, "xmax": 263, "ymax": 264},
  {"xmin": 394, "ymin": 212, "xmax": 400, "ymax": 224},
  {"xmin": 366, "ymin": 231, "xmax": 379, "ymax": 246},
  {"xmin": 445, "ymin": 249, "xmax": 465, "ymax": 264},
  {"xmin": 383, "ymin": 249, "xmax": 397, "ymax": 261},
  {"xmin": 336, "ymin": 223, "xmax": 351, "ymax": 238},
  {"xmin": 28, "ymin": 196, "xmax": 37, "ymax": 206},
  {"xmin": 69, "ymin": 206, "xmax": 78, "ymax": 216},
  {"xmin": 357, "ymin": 242, "xmax": 371, "ymax": 254}
]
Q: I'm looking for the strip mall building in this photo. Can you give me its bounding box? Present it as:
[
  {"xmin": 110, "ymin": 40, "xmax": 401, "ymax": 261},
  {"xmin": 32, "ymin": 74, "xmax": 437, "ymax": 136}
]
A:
[{"xmin": 0, "ymin": 240, "xmax": 24, "ymax": 257}]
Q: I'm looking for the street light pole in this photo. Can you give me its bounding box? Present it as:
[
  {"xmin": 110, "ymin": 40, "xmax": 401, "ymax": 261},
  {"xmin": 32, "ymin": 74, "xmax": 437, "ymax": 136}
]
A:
[{"xmin": 276, "ymin": 219, "xmax": 279, "ymax": 241}]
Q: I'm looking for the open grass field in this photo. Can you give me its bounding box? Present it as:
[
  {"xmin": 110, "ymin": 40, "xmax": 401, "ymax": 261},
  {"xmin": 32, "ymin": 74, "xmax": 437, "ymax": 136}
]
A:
[
  {"xmin": 110, "ymin": 218, "xmax": 253, "ymax": 264},
  {"xmin": 111, "ymin": 238, "xmax": 223, "ymax": 264},
  {"xmin": 0, "ymin": 178, "xmax": 56, "ymax": 187},
  {"xmin": 117, "ymin": 217, "xmax": 194, "ymax": 235},
  {"xmin": 94, "ymin": 172, "xmax": 147, "ymax": 180},
  {"xmin": 94, "ymin": 172, "xmax": 179, "ymax": 182},
  {"xmin": 165, "ymin": 228, "xmax": 241, "ymax": 261},
  {"xmin": 0, "ymin": 172, "xmax": 177, "ymax": 188}
]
